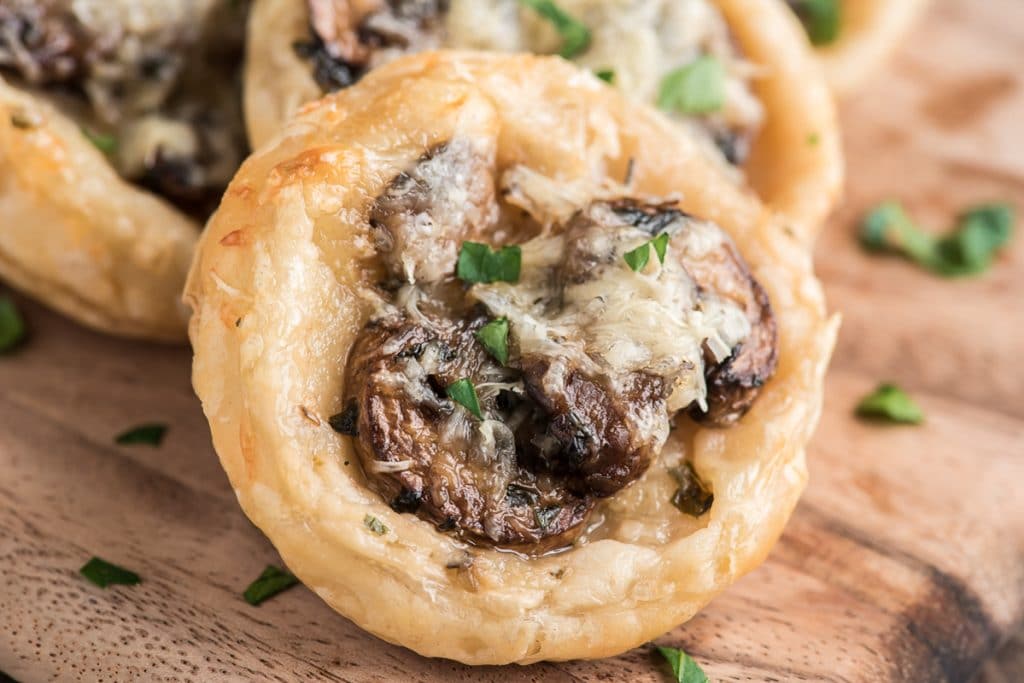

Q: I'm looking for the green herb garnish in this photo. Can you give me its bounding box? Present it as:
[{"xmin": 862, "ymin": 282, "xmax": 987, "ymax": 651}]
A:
[
  {"xmin": 860, "ymin": 201, "xmax": 1014, "ymax": 277},
  {"xmin": 476, "ymin": 318, "xmax": 510, "ymax": 365},
  {"xmin": 789, "ymin": 0, "xmax": 842, "ymax": 45},
  {"xmin": 243, "ymin": 565, "xmax": 299, "ymax": 606},
  {"xmin": 519, "ymin": 0, "xmax": 591, "ymax": 58},
  {"xmin": 81, "ymin": 127, "xmax": 117, "ymax": 154},
  {"xmin": 447, "ymin": 378, "xmax": 483, "ymax": 419},
  {"xmin": 807, "ymin": 132, "xmax": 821, "ymax": 146},
  {"xmin": 115, "ymin": 424, "xmax": 167, "ymax": 447},
  {"xmin": 669, "ymin": 462, "xmax": 714, "ymax": 517},
  {"xmin": 595, "ymin": 69, "xmax": 615, "ymax": 84},
  {"xmin": 0, "ymin": 297, "xmax": 26, "ymax": 353},
  {"xmin": 658, "ymin": 56, "xmax": 725, "ymax": 115},
  {"xmin": 657, "ymin": 645, "xmax": 709, "ymax": 683},
  {"xmin": 856, "ymin": 383, "xmax": 924, "ymax": 424},
  {"xmin": 79, "ymin": 557, "xmax": 140, "ymax": 588},
  {"xmin": 363, "ymin": 514, "xmax": 388, "ymax": 535},
  {"xmin": 456, "ymin": 242, "xmax": 522, "ymax": 284},
  {"xmin": 624, "ymin": 233, "xmax": 671, "ymax": 272}
]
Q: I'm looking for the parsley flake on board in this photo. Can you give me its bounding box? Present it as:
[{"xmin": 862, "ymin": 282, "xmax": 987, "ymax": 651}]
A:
[
  {"xmin": 624, "ymin": 233, "xmax": 671, "ymax": 272},
  {"xmin": 243, "ymin": 565, "xmax": 299, "ymax": 606},
  {"xmin": 856, "ymin": 383, "xmax": 924, "ymax": 424},
  {"xmin": 595, "ymin": 69, "xmax": 615, "ymax": 84},
  {"xmin": 79, "ymin": 557, "xmax": 140, "ymax": 588},
  {"xmin": 115, "ymin": 423, "xmax": 167, "ymax": 447},
  {"xmin": 656, "ymin": 645, "xmax": 709, "ymax": 683},
  {"xmin": 789, "ymin": 0, "xmax": 842, "ymax": 45},
  {"xmin": 475, "ymin": 318, "xmax": 510, "ymax": 365},
  {"xmin": 456, "ymin": 242, "xmax": 522, "ymax": 284},
  {"xmin": 0, "ymin": 297, "xmax": 26, "ymax": 353},
  {"xmin": 518, "ymin": 0, "xmax": 591, "ymax": 58},
  {"xmin": 860, "ymin": 201, "xmax": 1014, "ymax": 277},
  {"xmin": 446, "ymin": 378, "xmax": 483, "ymax": 419},
  {"xmin": 658, "ymin": 56, "xmax": 725, "ymax": 115}
]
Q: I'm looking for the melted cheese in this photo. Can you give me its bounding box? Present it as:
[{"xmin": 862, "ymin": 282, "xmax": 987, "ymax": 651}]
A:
[{"xmin": 446, "ymin": 0, "xmax": 764, "ymax": 150}]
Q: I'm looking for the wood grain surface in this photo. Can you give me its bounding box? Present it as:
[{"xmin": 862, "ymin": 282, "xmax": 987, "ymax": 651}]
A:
[{"xmin": 1, "ymin": 0, "xmax": 1022, "ymax": 680}]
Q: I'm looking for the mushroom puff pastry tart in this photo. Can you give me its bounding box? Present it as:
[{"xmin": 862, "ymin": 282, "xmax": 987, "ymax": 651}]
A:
[
  {"xmin": 787, "ymin": 0, "xmax": 931, "ymax": 96},
  {"xmin": 0, "ymin": 0, "xmax": 249, "ymax": 340},
  {"xmin": 244, "ymin": 0, "xmax": 843, "ymax": 245},
  {"xmin": 187, "ymin": 52, "xmax": 838, "ymax": 664}
]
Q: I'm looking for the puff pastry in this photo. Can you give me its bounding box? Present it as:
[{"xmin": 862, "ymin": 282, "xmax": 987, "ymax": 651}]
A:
[
  {"xmin": 790, "ymin": 0, "xmax": 931, "ymax": 96},
  {"xmin": 187, "ymin": 52, "xmax": 838, "ymax": 664},
  {"xmin": 0, "ymin": 1, "xmax": 248, "ymax": 340},
  {"xmin": 244, "ymin": 0, "xmax": 843, "ymax": 244}
]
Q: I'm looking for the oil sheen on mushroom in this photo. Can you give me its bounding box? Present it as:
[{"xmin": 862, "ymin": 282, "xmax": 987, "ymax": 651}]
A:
[{"xmin": 340, "ymin": 150, "xmax": 777, "ymax": 550}]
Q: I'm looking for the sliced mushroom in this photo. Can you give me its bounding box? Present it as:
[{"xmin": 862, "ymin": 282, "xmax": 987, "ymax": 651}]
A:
[
  {"xmin": 299, "ymin": 0, "xmax": 446, "ymax": 92},
  {"xmin": 344, "ymin": 306, "xmax": 595, "ymax": 548},
  {"xmin": 609, "ymin": 199, "xmax": 778, "ymax": 426},
  {"xmin": 369, "ymin": 139, "xmax": 497, "ymax": 284}
]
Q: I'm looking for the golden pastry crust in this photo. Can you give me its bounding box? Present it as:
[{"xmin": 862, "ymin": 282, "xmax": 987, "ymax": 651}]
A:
[
  {"xmin": 188, "ymin": 53, "xmax": 838, "ymax": 664},
  {"xmin": 814, "ymin": 0, "xmax": 931, "ymax": 97},
  {"xmin": 0, "ymin": 78, "xmax": 196, "ymax": 340},
  {"xmin": 244, "ymin": 0, "xmax": 843, "ymax": 245}
]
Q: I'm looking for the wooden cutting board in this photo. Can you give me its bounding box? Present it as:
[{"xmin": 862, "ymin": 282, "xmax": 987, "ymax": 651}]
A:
[{"xmin": 2, "ymin": 0, "xmax": 1022, "ymax": 680}]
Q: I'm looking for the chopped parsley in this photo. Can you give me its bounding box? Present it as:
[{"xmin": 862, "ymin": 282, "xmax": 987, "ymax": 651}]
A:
[
  {"xmin": 363, "ymin": 514, "xmax": 388, "ymax": 535},
  {"xmin": 0, "ymin": 297, "xmax": 26, "ymax": 353},
  {"xmin": 789, "ymin": 0, "xmax": 842, "ymax": 46},
  {"xmin": 856, "ymin": 383, "xmax": 924, "ymax": 424},
  {"xmin": 518, "ymin": 0, "xmax": 591, "ymax": 58},
  {"xmin": 79, "ymin": 557, "xmax": 140, "ymax": 588},
  {"xmin": 657, "ymin": 645, "xmax": 709, "ymax": 683},
  {"xmin": 476, "ymin": 318, "xmax": 510, "ymax": 365},
  {"xmin": 860, "ymin": 202, "xmax": 1015, "ymax": 277},
  {"xmin": 243, "ymin": 565, "xmax": 299, "ymax": 606},
  {"xmin": 446, "ymin": 378, "xmax": 483, "ymax": 419},
  {"xmin": 658, "ymin": 56, "xmax": 725, "ymax": 115},
  {"xmin": 669, "ymin": 463, "xmax": 714, "ymax": 517},
  {"xmin": 456, "ymin": 242, "xmax": 522, "ymax": 284},
  {"xmin": 624, "ymin": 232, "xmax": 671, "ymax": 272},
  {"xmin": 115, "ymin": 423, "xmax": 168, "ymax": 447},
  {"xmin": 594, "ymin": 68, "xmax": 615, "ymax": 84},
  {"xmin": 807, "ymin": 131, "xmax": 821, "ymax": 146},
  {"xmin": 81, "ymin": 127, "xmax": 117, "ymax": 154}
]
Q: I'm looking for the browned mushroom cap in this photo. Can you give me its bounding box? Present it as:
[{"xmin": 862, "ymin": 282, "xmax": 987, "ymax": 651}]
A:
[
  {"xmin": 299, "ymin": 0, "xmax": 447, "ymax": 92},
  {"xmin": 516, "ymin": 358, "xmax": 668, "ymax": 498},
  {"xmin": 606, "ymin": 199, "xmax": 778, "ymax": 426},
  {"xmin": 672, "ymin": 224, "xmax": 777, "ymax": 426},
  {"xmin": 343, "ymin": 307, "xmax": 595, "ymax": 548},
  {"xmin": 369, "ymin": 139, "xmax": 496, "ymax": 285}
]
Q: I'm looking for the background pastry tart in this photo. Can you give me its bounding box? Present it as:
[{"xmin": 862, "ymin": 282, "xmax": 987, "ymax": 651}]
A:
[
  {"xmin": 787, "ymin": 0, "xmax": 932, "ymax": 96},
  {"xmin": 0, "ymin": 0, "xmax": 248, "ymax": 340},
  {"xmin": 244, "ymin": 0, "xmax": 843, "ymax": 244},
  {"xmin": 187, "ymin": 52, "xmax": 838, "ymax": 664}
]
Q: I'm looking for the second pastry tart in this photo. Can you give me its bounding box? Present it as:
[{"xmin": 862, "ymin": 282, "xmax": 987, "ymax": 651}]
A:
[
  {"xmin": 244, "ymin": 0, "xmax": 843, "ymax": 244},
  {"xmin": 187, "ymin": 52, "xmax": 838, "ymax": 664}
]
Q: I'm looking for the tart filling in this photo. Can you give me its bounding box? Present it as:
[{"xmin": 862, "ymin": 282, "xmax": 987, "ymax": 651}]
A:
[
  {"xmin": 0, "ymin": 0, "xmax": 248, "ymax": 213},
  {"xmin": 340, "ymin": 139, "xmax": 777, "ymax": 550},
  {"xmin": 294, "ymin": 0, "xmax": 763, "ymax": 165}
]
